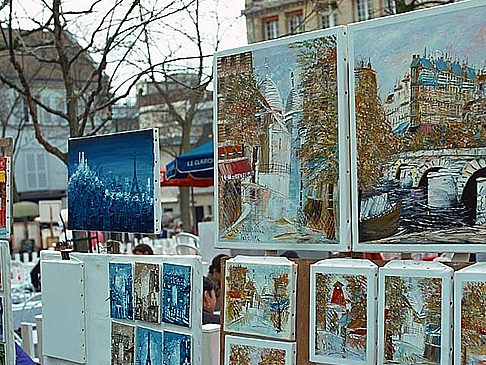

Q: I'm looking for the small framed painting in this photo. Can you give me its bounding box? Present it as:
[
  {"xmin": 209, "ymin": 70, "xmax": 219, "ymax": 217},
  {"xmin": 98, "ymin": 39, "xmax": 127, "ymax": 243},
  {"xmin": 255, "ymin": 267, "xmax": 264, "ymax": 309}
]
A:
[{"xmin": 310, "ymin": 259, "xmax": 378, "ymax": 365}]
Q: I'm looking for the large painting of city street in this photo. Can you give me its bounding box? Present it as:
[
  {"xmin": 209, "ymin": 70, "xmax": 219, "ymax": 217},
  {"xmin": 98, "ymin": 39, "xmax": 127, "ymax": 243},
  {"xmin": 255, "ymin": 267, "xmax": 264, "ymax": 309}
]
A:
[
  {"xmin": 225, "ymin": 335, "xmax": 295, "ymax": 365},
  {"xmin": 109, "ymin": 263, "xmax": 133, "ymax": 320},
  {"xmin": 162, "ymin": 263, "xmax": 191, "ymax": 327},
  {"xmin": 313, "ymin": 273, "xmax": 368, "ymax": 362},
  {"xmin": 111, "ymin": 322, "xmax": 135, "ymax": 365},
  {"xmin": 350, "ymin": 2, "xmax": 486, "ymax": 249},
  {"xmin": 216, "ymin": 28, "xmax": 346, "ymax": 249},
  {"xmin": 224, "ymin": 258, "xmax": 296, "ymax": 340},
  {"xmin": 68, "ymin": 129, "xmax": 159, "ymax": 233},
  {"xmin": 134, "ymin": 263, "xmax": 160, "ymax": 323},
  {"xmin": 460, "ymin": 280, "xmax": 486, "ymax": 365},
  {"xmin": 383, "ymin": 276, "xmax": 443, "ymax": 364}
]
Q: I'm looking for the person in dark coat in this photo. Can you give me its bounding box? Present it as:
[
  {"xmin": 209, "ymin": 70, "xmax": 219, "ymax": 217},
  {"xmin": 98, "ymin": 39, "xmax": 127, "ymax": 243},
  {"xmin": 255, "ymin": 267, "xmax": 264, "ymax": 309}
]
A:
[{"xmin": 202, "ymin": 276, "xmax": 220, "ymax": 325}]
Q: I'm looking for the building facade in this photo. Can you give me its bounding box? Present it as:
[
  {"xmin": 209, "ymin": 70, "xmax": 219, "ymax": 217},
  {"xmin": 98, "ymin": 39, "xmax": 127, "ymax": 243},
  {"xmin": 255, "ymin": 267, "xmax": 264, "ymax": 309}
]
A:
[
  {"xmin": 137, "ymin": 76, "xmax": 214, "ymax": 223},
  {"xmin": 243, "ymin": 0, "xmax": 398, "ymax": 43}
]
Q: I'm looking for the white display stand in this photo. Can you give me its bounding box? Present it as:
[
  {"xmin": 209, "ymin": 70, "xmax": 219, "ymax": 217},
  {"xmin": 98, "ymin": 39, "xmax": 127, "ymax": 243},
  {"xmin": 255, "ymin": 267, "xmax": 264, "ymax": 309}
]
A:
[
  {"xmin": 454, "ymin": 263, "xmax": 486, "ymax": 365},
  {"xmin": 377, "ymin": 261, "xmax": 453, "ymax": 365},
  {"xmin": 310, "ymin": 259, "xmax": 378, "ymax": 365},
  {"xmin": 41, "ymin": 251, "xmax": 203, "ymax": 365},
  {"xmin": 0, "ymin": 241, "xmax": 15, "ymax": 365},
  {"xmin": 197, "ymin": 221, "xmax": 230, "ymax": 269}
]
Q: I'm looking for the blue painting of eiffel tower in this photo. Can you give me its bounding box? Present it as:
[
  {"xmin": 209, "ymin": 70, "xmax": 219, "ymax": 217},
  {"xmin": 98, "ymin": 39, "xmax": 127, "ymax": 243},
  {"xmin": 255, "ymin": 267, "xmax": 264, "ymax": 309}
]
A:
[
  {"xmin": 68, "ymin": 129, "xmax": 157, "ymax": 233},
  {"xmin": 135, "ymin": 327, "xmax": 162, "ymax": 365}
]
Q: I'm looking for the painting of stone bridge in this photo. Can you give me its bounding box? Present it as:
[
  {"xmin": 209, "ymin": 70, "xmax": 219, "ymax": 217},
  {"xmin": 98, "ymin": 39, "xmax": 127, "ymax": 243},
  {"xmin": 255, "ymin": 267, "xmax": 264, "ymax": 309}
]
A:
[{"xmin": 349, "ymin": 1, "xmax": 486, "ymax": 251}]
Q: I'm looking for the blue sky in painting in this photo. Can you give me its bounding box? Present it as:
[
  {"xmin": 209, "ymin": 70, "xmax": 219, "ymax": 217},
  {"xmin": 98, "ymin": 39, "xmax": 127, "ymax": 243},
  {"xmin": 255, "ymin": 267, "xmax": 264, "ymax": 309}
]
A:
[
  {"xmin": 68, "ymin": 130, "xmax": 154, "ymax": 182},
  {"xmin": 136, "ymin": 327, "xmax": 162, "ymax": 365},
  {"xmin": 353, "ymin": 5, "xmax": 486, "ymax": 98},
  {"xmin": 163, "ymin": 331, "xmax": 191, "ymax": 365},
  {"xmin": 109, "ymin": 263, "xmax": 133, "ymax": 320},
  {"xmin": 253, "ymin": 42, "xmax": 302, "ymax": 99},
  {"xmin": 162, "ymin": 263, "xmax": 191, "ymax": 327}
]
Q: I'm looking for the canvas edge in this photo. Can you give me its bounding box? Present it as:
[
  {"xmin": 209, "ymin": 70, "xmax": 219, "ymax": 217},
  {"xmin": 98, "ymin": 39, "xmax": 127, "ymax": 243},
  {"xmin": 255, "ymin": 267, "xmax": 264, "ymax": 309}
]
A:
[
  {"xmin": 213, "ymin": 26, "xmax": 350, "ymax": 252},
  {"xmin": 309, "ymin": 263, "xmax": 378, "ymax": 365},
  {"xmin": 152, "ymin": 128, "xmax": 161, "ymax": 234},
  {"xmin": 224, "ymin": 334, "xmax": 296, "ymax": 365},
  {"xmin": 0, "ymin": 242, "xmax": 14, "ymax": 365},
  {"xmin": 348, "ymin": 0, "xmax": 486, "ymax": 253}
]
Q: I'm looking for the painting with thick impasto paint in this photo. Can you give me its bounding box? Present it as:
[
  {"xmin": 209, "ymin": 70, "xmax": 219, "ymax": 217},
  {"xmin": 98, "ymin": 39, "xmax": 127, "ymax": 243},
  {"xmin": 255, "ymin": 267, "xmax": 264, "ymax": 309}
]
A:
[
  {"xmin": 135, "ymin": 327, "xmax": 162, "ymax": 365},
  {"xmin": 383, "ymin": 276, "xmax": 443, "ymax": 364},
  {"xmin": 68, "ymin": 129, "xmax": 159, "ymax": 233},
  {"xmin": 109, "ymin": 263, "xmax": 133, "ymax": 320},
  {"xmin": 314, "ymin": 273, "xmax": 368, "ymax": 361},
  {"xmin": 461, "ymin": 281, "xmax": 486, "ymax": 365},
  {"xmin": 216, "ymin": 28, "xmax": 347, "ymax": 250},
  {"xmin": 163, "ymin": 331, "xmax": 191, "ymax": 365},
  {"xmin": 134, "ymin": 263, "xmax": 160, "ymax": 323},
  {"xmin": 224, "ymin": 259, "xmax": 296, "ymax": 339},
  {"xmin": 111, "ymin": 322, "xmax": 135, "ymax": 365},
  {"xmin": 350, "ymin": 1, "xmax": 486, "ymax": 250},
  {"xmin": 162, "ymin": 263, "xmax": 191, "ymax": 327},
  {"xmin": 225, "ymin": 335, "xmax": 295, "ymax": 365}
]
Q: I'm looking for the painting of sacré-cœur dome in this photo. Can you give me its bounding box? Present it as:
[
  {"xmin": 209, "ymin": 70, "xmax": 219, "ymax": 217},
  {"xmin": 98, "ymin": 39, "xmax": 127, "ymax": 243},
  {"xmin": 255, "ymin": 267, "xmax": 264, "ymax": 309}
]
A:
[{"xmin": 216, "ymin": 31, "xmax": 343, "ymax": 248}]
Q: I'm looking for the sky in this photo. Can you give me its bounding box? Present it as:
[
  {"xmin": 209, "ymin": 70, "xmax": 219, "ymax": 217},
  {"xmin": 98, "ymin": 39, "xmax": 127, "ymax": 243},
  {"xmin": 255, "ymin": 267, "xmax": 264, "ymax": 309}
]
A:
[{"xmin": 353, "ymin": 5, "xmax": 486, "ymax": 98}]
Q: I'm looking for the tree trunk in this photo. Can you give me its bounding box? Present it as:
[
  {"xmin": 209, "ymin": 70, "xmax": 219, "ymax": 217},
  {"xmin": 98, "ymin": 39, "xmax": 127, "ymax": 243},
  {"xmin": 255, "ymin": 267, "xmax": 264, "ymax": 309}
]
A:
[{"xmin": 179, "ymin": 186, "xmax": 192, "ymax": 232}]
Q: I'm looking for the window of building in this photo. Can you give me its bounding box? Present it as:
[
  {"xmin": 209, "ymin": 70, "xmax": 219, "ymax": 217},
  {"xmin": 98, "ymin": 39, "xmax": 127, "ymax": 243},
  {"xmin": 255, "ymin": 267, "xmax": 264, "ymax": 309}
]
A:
[
  {"xmin": 263, "ymin": 16, "xmax": 279, "ymax": 40},
  {"xmin": 286, "ymin": 10, "xmax": 304, "ymax": 34},
  {"xmin": 25, "ymin": 152, "xmax": 48, "ymax": 190},
  {"xmin": 356, "ymin": 0, "xmax": 374, "ymax": 21},
  {"xmin": 383, "ymin": 0, "xmax": 396, "ymax": 14},
  {"xmin": 321, "ymin": 10, "xmax": 339, "ymax": 29}
]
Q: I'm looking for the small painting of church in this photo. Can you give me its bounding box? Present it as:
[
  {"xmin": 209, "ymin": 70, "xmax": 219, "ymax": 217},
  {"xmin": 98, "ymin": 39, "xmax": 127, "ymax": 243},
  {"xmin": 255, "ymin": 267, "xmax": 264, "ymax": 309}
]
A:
[
  {"xmin": 111, "ymin": 322, "xmax": 135, "ymax": 365},
  {"xmin": 109, "ymin": 262, "xmax": 134, "ymax": 320},
  {"xmin": 135, "ymin": 327, "xmax": 162, "ymax": 365},
  {"xmin": 67, "ymin": 129, "xmax": 160, "ymax": 233},
  {"xmin": 162, "ymin": 263, "xmax": 192, "ymax": 327},
  {"xmin": 134, "ymin": 263, "xmax": 160, "ymax": 323},
  {"xmin": 313, "ymin": 273, "xmax": 368, "ymax": 362}
]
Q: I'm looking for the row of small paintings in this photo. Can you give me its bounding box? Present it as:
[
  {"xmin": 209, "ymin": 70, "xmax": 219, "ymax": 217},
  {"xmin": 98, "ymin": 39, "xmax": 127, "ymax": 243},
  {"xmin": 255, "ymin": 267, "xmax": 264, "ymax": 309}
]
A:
[
  {"xmin": 109, "ymin": 262, "xmax": 192, "ymax": 328},
  {"xmin": 111, "ymin": 321, "xmax": 191, "ymax": 365},
  {"xmin": 223, "ymin": 256, "xmax": 297, "ymax": 341},
  {"xmin": 308, "ymin": 259, "xmax": 486, "ymax": 365}
]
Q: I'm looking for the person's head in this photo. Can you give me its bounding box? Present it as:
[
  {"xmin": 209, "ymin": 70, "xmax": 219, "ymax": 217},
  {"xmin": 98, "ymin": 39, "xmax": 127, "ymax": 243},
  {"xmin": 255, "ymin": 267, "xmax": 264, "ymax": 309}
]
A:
[
  {"xmin": 208, "ymin": 254, "xmax": 229, "ymax": 285},
  {"xmin": 132, "ymin": 243, "xmax": 154, "ymax": 255},
  {"xmin": 203, "ymin": 276, "xmax": 217, "ymax": 313},
  {"xmin": 279, "ymin": 250, "xmax": 299, "ymax": 259}
]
